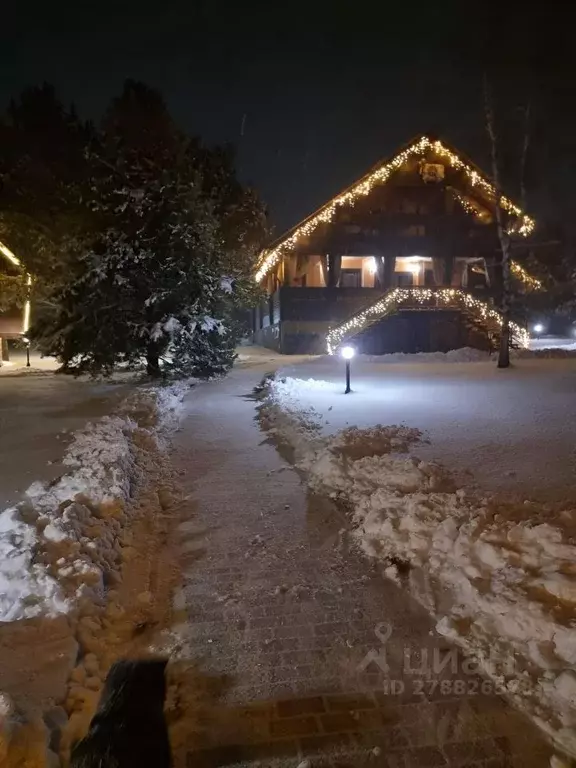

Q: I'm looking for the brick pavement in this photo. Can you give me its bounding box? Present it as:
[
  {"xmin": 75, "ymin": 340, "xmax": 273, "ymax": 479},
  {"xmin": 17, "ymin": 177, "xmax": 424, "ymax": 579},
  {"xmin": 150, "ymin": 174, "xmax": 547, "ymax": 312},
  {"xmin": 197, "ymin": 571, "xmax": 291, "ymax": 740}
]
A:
[{"xmin": 169, "ymin": 366, "xmax": 553, "ymax": 768}]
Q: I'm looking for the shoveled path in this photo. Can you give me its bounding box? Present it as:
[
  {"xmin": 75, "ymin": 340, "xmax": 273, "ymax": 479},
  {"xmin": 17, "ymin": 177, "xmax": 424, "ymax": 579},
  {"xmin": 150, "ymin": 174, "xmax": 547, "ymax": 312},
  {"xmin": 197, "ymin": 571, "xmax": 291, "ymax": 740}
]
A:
[{"xmin": 170, "ymin": 363, "xmax": 551, "ymax": 768}]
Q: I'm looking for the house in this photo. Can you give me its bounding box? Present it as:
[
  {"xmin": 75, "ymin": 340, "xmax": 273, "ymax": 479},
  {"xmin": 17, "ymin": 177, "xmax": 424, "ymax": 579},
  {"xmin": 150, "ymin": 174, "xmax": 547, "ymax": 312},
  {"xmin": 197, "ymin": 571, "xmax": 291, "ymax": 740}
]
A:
[
  {"xmin": 0, "ymin": 241, "xmax": 31, "ymax": 361},
  {"xmin": 252, "ymin": 136, "xmax": 540, "ymax": 355}
]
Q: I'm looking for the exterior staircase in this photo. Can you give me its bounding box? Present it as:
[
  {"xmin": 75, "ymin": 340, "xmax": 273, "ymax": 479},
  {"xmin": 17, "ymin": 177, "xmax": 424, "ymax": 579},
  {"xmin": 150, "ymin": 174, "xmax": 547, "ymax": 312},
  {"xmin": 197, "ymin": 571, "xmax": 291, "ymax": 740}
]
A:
[{"xmin": 326, "ymin": 287, "xmax": 528, "ymax": 354}]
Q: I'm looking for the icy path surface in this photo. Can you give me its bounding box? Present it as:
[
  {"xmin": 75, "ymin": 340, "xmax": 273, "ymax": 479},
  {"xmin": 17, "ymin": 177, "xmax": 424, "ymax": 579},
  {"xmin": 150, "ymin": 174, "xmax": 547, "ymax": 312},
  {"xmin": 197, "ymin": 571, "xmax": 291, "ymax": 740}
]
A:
[
  {"xmin": 169, "ymin": 365, "xmax": 550, "ymax": 767},
  {"xmin": 276, "ymin": 357, "xmax": 576, "ymax": 501},
  {"xmin": 0, "ymin": 372, "xmax": 129, "ymax": 510}
]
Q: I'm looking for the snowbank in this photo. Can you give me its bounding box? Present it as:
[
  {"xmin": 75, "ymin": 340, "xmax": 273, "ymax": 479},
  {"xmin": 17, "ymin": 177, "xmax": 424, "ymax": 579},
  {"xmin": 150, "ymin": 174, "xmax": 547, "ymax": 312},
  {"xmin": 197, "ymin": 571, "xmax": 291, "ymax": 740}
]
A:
[
  {"xmin": 0, "ymin": 382, "xmax": 189, "ymax": 623},
  {"xmin": 356, "ymin": 346, "xmax": 576, "ymax": 364},
  {"xmin": 358, "ymin": 347, "xmax": 490, "ymax": 364},
  {"xmin": 262, "ymin": 375, "xmax": 576, "ymax": 759}
]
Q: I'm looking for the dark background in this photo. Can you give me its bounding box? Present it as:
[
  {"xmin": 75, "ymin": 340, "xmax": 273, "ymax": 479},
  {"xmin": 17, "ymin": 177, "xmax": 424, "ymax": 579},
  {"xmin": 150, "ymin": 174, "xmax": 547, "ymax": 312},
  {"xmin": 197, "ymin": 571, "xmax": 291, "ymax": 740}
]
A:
[{"xmin": 2, "ymin": 1, "xmax": 575, "ymax": 236}]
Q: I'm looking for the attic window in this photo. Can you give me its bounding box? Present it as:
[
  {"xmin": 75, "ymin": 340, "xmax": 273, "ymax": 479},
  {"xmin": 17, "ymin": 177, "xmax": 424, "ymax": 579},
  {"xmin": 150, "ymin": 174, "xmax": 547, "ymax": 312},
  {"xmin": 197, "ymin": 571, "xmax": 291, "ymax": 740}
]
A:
[{"xmin": 420, "ymin": 162, "xmax": 445, "ymax": 183}]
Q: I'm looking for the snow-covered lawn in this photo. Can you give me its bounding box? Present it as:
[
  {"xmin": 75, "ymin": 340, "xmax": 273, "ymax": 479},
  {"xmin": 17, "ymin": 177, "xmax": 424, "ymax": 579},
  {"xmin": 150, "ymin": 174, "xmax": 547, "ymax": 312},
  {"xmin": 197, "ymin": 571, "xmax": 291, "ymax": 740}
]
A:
[
  {"xmin": 275, "ymin": 353, "xmax": 576, "ymax": 501},
  {"xmin": 0, "ymin": 374, "xmax": 130, "ymax": 511},
  {"xmin": 0, "ymin": 380, "xmax": 188, "ymax": 622},
  {"xmin": 261, "ymin": 354, "xmax": 576, "ymax": 759}
]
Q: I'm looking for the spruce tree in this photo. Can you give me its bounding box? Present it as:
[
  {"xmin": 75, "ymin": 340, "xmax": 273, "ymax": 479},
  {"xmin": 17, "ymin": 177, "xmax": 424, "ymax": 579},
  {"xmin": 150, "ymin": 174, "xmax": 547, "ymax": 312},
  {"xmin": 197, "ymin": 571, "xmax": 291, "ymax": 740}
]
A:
[{"xmin": 31, "ymin": 81, "xmax": 262, "ymax": 378}]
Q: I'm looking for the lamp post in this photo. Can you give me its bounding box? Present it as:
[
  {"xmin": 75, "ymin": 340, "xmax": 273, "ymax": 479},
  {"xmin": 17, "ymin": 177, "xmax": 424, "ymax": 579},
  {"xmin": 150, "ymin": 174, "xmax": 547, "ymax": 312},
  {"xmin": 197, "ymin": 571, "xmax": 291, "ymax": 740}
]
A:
[
  {"xmin": 533, "ymin": 323, "xmax": 544, "ymax": 337},
  {"xmin": 340, "ymin": 345, "xmax": 355, "ymax": 393},
  {"xmin": 22, "ymin": 336, "xmax": 30, "ymax": 367}
]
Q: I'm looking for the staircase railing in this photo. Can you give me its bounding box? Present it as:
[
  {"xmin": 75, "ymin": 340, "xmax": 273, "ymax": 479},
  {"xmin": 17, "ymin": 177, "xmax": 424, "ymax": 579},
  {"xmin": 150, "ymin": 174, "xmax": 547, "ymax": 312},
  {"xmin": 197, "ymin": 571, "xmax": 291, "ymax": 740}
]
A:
[{"xmin": 326, "ymin": 287, "xmax": 529, "ymax": 354}]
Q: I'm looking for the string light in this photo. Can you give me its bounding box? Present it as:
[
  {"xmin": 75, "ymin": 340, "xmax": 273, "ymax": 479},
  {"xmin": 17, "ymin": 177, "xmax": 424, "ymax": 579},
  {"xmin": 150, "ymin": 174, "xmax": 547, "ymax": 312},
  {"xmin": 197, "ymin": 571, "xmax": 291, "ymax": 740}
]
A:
[
  {"xmin": 326, "ymin": 287, "xmax": 529, "ymax": 354},
  {"xmin": 510, "ymin": 260, "xmax": 542, "ymax": 290},
  {"xmin": 0, "ymin": 241, "xmax": 21, "ymax": 266},
  {"xmin": 0, "ymin": 239, "xmax": 33, "ymax": 335},
  {"xmin": 255, "ymin": 136, "xmax": 535, "ymax": 282},
  {"xmin": 450, "ymin": 192, "xmax": 542, "ymax": 290}
]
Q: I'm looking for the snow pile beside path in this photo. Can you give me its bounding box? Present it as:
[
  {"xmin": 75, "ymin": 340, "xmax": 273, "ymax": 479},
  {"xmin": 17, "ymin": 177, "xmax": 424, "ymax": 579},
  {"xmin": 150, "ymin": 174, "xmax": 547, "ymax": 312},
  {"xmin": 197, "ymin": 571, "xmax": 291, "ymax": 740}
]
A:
[
  {"xmin": 263, "ymin": 375, "xmax": 576, "ymax": 759},
  {"xmin": 356, "ymin": 346, "xmax": 576, "ymax": 364},
  {"xmin": 0, "ymin": 382, "xmax": 190, "ymax": 623},
  {"xmin": 359, "ymin": 347, "xmax": 490, "ymax": 364}
]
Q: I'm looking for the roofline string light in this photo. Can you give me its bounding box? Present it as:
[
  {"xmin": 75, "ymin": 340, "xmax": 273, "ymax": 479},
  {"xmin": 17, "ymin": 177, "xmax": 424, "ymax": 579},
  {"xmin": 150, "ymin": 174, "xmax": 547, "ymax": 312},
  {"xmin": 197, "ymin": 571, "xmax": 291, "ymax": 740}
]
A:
[
  {"xmin": 255, "ymin": 136, "xmax": 535, "ymax": 283},
  {"xmin": 450, "ymin": 191, "xmax": 542, "ymax": 290},
  {"xmin": 0, "ymin": 240, "xmax": 33, "ymax": 335},
  {"xmin": 326, "ymin": 287, "xmax": 530, "ymax": 354}
]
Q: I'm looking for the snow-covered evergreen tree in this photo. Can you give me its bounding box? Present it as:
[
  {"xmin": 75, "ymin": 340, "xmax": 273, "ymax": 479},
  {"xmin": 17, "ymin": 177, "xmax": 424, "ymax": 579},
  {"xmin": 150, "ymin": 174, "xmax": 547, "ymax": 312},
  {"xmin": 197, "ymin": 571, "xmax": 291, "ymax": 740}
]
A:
[{"xmin": 30, "ymin": 81, "xmax": 266, "ymax": 377}]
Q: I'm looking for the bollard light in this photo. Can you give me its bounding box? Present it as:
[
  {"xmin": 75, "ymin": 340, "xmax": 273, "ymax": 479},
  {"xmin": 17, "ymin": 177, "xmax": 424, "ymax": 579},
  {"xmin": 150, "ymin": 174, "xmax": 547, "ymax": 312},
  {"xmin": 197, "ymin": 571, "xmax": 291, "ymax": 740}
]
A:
[
  {"xmin": 22, "ymin": 336, "xmax": 30, "ymax": 367},
  {"xmin": 340, "ymin": 346, "xmax": 355, "ymax": 393}
]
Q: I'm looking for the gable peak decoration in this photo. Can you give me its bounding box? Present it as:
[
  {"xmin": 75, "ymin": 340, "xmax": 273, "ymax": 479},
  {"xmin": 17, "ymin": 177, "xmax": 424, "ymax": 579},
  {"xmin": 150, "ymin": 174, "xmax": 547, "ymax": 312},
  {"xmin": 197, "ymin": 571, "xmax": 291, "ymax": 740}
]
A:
[{"xmin": 255, "ymin": 136, "xmax": 535, "ymax": 283}]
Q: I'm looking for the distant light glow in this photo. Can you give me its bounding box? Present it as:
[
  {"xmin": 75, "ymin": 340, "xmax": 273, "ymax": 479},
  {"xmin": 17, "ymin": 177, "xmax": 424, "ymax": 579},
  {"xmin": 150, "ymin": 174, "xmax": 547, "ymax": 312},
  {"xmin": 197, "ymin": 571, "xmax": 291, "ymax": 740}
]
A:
[
  {"xmin": 0, "ymin": 242, "xmax": 21, "ymax": 266},
  {"xmin": 368, "ymin": 257, "xmax": 377, "ymax": 275},
  {"xmin": 0, "ymin": 241, "xmax": 32, "ymax": 334},
  {"xmin": 340, "ymin": 345, "xmax": 355, "ymax": 360},
  {"xmin": 22, "ymin": 274, "xmax": 32, "ymax": 333},
  {"xmin": 533, "ymin": 323, "xmax": 544, "ymax": 334}
]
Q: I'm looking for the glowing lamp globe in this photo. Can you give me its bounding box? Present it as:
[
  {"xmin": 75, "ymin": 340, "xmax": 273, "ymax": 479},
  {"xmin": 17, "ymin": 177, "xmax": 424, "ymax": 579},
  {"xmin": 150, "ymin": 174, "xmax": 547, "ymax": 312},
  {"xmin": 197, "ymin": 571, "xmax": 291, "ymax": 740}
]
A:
[
  {"xmin": 340, "ymin": 346, "xmax": 355, "ymax": 360},
  {"xmin": 533, "ymin": 323, "xmax": 544, "ymax": 334}
]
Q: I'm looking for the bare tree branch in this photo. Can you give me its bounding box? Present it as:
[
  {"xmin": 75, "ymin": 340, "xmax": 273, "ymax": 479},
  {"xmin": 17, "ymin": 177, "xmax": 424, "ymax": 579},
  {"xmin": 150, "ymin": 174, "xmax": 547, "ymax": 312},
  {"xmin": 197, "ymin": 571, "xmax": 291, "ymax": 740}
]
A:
[{"xmin": 520, "ymin": 101, "xmax": 531, "ymax": 211}]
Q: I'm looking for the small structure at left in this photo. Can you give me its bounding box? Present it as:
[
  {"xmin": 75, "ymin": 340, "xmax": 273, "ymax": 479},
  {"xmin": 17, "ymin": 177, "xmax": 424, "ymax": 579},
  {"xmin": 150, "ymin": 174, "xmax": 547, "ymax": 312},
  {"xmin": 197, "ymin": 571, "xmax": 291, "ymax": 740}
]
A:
[{"xmin": 0, "ymin": 240, "xmax": 32, "ymax": 362}]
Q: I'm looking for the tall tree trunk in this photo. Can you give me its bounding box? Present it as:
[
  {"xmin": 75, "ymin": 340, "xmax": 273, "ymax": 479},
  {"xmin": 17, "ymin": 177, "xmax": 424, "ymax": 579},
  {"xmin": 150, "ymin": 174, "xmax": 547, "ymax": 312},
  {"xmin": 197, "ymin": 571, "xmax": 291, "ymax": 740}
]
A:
[
  {"xmin": 484, "ymin": 75, "xmax": 511, "ymax": 369},
  {"xmin": 146, "ymin": 345, "xmax": 161, "ymax": 377}
]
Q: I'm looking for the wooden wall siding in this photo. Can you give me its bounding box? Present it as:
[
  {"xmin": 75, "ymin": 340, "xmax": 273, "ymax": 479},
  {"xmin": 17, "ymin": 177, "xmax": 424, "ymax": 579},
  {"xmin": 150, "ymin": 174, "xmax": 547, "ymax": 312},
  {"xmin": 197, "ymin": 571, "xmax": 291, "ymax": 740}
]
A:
[
  {"xmin": 279, "ymin": 287, "xmax": 384, "ymax": 323},
  {"xmin": 0, "ymin": 308, "xmax": 24, "ymax": 336}
]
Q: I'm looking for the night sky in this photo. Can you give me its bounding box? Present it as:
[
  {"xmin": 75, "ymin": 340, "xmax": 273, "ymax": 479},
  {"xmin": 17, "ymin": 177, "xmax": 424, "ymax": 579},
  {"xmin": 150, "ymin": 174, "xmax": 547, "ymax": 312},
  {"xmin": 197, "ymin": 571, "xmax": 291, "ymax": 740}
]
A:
[{"xmin": 2, "ymin": 2, "xmax": 575, "ymax": 235}]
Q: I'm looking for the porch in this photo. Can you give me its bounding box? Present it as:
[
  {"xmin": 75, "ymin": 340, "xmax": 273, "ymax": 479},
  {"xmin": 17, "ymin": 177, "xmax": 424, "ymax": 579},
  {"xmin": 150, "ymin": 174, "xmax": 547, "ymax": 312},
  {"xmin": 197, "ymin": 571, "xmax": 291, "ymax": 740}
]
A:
[{"xmin": 252, "ymin": 285, "xmax": 505, "ymax": 355}]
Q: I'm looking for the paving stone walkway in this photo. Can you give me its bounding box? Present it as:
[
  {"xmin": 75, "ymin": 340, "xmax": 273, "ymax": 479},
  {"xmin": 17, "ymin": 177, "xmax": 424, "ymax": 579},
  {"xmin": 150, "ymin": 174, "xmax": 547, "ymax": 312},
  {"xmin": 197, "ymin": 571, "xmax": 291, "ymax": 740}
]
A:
[{"xmin": 170, "ymin": 364, "xmax": 552, "ymax": 768}]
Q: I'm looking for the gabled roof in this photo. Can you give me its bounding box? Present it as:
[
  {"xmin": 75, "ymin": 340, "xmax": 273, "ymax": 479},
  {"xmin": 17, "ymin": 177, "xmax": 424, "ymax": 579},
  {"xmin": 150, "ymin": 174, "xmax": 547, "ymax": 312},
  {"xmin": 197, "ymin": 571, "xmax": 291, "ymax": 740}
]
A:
[{"xmin": 255, "ymin": 135, "xmax": 535, "ymax": 282}]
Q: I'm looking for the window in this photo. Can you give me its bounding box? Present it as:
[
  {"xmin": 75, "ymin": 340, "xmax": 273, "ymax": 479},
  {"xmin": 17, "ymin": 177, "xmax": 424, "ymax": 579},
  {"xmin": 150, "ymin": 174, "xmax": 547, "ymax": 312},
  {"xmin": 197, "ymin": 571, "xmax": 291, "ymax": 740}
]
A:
[
  {"xmin": 340, "ymin": 269, "xmax": 362, "ymax": 288},
  {"xmin": 397, "ymin": 272, "xmax": 414, "ymax": 287}
]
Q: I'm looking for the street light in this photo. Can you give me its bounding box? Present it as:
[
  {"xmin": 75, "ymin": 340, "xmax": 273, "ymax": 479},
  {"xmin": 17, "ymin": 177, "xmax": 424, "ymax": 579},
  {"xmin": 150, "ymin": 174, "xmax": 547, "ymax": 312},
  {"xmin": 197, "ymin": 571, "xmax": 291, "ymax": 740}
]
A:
[
  {"xmin": 22, "ymin": 336, "xmax": 30, "ymax": 367},
  {"xmin": 340, "ymin": 345, "xmax": 355, "ymax": 393},
  {"xmin": 533, "ymin": 323, "xmax": 544, "ymax": 335}
]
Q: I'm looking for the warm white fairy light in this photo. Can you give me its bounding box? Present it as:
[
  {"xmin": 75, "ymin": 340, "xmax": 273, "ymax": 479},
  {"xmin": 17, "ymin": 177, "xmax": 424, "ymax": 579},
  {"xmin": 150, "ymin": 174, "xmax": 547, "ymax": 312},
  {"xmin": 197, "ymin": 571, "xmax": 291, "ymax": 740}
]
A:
[
  {"xmin": 22, "ymin": 274, "xmax": 32, "ymax": 333},
  {"xmin": 510, "ymin": 260, "xmax": 542, "ymax": 290},
  {"xmin": 0, "ymin": 239, "xmax": 33, "ymax": 334},
  {"xmin": 450, "ymin": 193, "xmax": 542, "ymax": 291},
  {"xmin": 326, "ymin": 287, "xmax": 529, "ymax": 354},
  {"xmin": 0, "ymin": 241, "xmax": 21, "ymax": 266},
  {"xmin": 255, "ymin": 136, "xmax": 535, "ymax": 282}
]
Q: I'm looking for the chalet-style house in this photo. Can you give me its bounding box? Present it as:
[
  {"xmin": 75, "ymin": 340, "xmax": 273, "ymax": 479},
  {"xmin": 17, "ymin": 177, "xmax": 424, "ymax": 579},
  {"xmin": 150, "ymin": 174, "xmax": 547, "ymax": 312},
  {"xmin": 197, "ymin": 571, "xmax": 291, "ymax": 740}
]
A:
[
  {"xmin": 0, "ymin": 241, "xmax": 31, "ymax": 360},
  {"xmin": 253, "ymin": 136, "xmax": 540, "ymax": 355}
]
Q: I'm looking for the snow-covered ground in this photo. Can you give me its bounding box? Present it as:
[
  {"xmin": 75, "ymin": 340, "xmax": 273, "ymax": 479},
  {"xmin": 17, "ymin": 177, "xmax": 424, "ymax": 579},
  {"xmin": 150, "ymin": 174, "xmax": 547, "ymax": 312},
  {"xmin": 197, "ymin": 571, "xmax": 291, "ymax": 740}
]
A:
[
  {"xmin": 0, "ymin": 373, "xmax": 130, "ymax": 511},
  {"xmin": 0, "ymin": 350, "xmax": 59, "ymax": 373},
  {"xmin": 261, "ymin": 361, "xmax": 576, "ymax": 758},
  {"xmin": 530, "ymin": 335, "xmax": 576, "ymax": 351},
  {"xmin": 0, "ymin": 379, "xmax": 188, "ymax": 622},
  {"xmin": 274, "ymin": 354, "xmax": 576, "ymax": 501}
]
